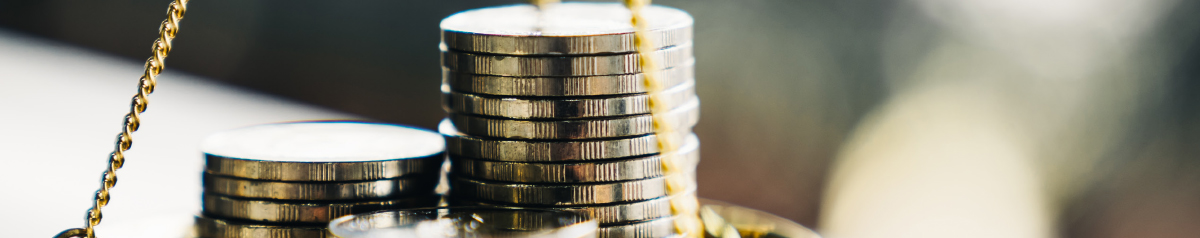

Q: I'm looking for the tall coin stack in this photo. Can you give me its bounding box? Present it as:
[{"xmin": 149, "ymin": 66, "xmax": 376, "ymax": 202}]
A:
[
  {"xmin": 439, "ymin": 3, "xmax": 698, "ymax": 238},
  {"xmin": 194, "ymin": 121, "xmax": 446, "ymax": 238}
]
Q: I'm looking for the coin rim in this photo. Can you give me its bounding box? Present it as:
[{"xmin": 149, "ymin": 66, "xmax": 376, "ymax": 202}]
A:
[
  {"xmin": 448, "ymin": 135, "xmax": 699, "ymax": 183},
  {"xmin": 449, "ymin": 176, "xmax": 669, "ymax": 206},
  {"xmin": 442, "ymin": 44, "xmax": 693, "ymax": 77},
  {"xmin": 458, "ymin": 188, "xmax": 694, "ymax": 225},
  {"xmin": 598, "ymin": 216, "xmax": 677, "ymax": 238},
  {"xmin": 442, "ymin": 62, "xmax": 694, "ymax": 97},
  {"xmin": 447, "ymin": 99, "xmax": 699, "ymax": 140},
  {"xmin": 202, "ymin": 173, "xmax": 440, "ymax": 200},
  {"xmin": 204, "ymin": 153, "xmax": 445, "ymax": 182},
  {"xmin": 440, "ymin": 121, "xmax": 663, "ymax": 162},
  {"xmin": 442, "ymin": 80, "xmax": 696, "ymax": 119},
  {"xmin": 201, "ymin": 194, "xmax": 436, "ymax": 224},
  {"xmin": 194, "ymin": 215, "xmax": 329, "ymax": 238}
]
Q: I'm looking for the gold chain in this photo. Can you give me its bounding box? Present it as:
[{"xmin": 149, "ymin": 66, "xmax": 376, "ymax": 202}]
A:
[
  {"xmin": 623, "ymin": 0, "xmax": 704, "ymax": 237},
  {"xmin": 55, "ymin": 1, "xmax": 189, "ymax": 237}
]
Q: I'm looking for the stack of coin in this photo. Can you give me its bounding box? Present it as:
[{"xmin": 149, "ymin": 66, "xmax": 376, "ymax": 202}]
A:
[
  {"xmin": 194, "ymin": 121, "xmax": 446, "ymax": 238},
  {"xmin": 439, "ymin": 3, "xmax": 697, "ymax": 238}
]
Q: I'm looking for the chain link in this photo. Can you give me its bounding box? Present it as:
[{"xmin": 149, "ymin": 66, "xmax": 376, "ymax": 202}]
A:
[
  {"xmin": 622, "ymin": 0, "xmax": 705, "ymax": 237},
  {"xmin": 55, "ymin": 1, "xmax": 189, "ymax": 237}
]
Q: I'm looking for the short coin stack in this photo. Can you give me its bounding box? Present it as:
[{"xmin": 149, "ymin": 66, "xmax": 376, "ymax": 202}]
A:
[
  {"xmin": 439, "ymin": 3, "xmax": 698, "ymax": 238},
  {"xmin": 194, "ymin": 121, "xmax": 446, "ymax": 238}
]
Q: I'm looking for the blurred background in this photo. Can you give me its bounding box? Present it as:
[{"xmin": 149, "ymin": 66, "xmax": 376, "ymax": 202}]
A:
[{"xmin": 1, "ymin": 0, "xmax": 1198, "ymax": 237}]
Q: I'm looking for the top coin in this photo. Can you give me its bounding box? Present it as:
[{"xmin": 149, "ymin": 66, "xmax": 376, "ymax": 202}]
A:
[
  {"xmin": 203, "ymin": 121, "xmax": 446, "ymax": 181},
  {"xmin": 441, "ymin": 3, "xmax": 692, "ymax": 55}
]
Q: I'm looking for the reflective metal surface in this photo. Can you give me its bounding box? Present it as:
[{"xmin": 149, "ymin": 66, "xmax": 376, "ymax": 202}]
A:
[
  {"xmin": 328, "ymin": 207, "xmax": 598, "ymax": 238},
  {"xmin": 440, "ymin": 3, "xmax": 692, "ymax": 55},
  {"xmin": 446, "ymin": 99, "xmax": 698, "ymax": 140}
]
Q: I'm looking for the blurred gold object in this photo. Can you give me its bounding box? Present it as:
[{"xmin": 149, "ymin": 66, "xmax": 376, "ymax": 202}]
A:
[
  {"xmin": 700, "ymin": 206, "xmax": 740, "ymax": 238},
  {"xmin": 700, "ymin": 199, "xmax": 820, "ymax": 238},
  {"xmin": 55, "ymin": 1, "xmax": 189, "ymax": 238},
  {"xmin": 530, "ymin": 0, "xmax": 560, "ymax": 10}
]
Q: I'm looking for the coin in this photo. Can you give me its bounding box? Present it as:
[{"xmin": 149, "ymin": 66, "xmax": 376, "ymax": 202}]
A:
[
  {"xmin": 457, "ymin": 188, "xmax": 695, "ymax": 225},
  {"xmin": 598, "ymin": 216, "xmax": 677, "ymax": 238},
  {"xmin": 202, "ymin": 121, "xmax": 446, "ymax": 181},
  {"xmin": 440, "ymin": 120, "xmax": 663, "ymax": 162},
  {"xmin": 202, "ymin": 173, "xmax": 439, "ymax": 201},
  {"xmin": 442, "ymin": 44, "xmax": 692, "ymax": 77},
  {"xmin": 449, "ymin": 134, "xmax": 698, "ymax": 183},
  {"xmin": 449, "ymin": 176, "xmax": 668, "ymax": 206},
  {"xmin": 442, "ymin": 63, "xmax": 693, "ymax": 97},
  {"xmin": 194, "ymin": 215, "xmax": 329, "ymax": 238},
  {"xmin": 440, "ymin": 3, "xmax": 692, "ymax": 55},
  {"xmin": 447, "ymin": 99, "xmax": 698, "ymax": 140},
  {"xmin": 202, "ymin": 194, "xmax": 437, "ymax": 224},
  {"xmin": 442, "ymin": 81, "xmax": 695, "ymax": 119},
  {"xmin": 328, "ymin": 207, "xmax": 598, "ymax": 238}
]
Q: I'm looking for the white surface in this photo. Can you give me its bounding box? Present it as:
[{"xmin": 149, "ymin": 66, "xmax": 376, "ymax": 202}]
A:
[
  {"xmin": 0, "ymin": 30, "xmax": 355, "ymax": 236},
  {"xmin": 203, "ymin": 122, "xmax": 444, "ymax": 162},
  {"xmin": 441, "ymin": 3, "xmax": 690, "ymax": 35}
]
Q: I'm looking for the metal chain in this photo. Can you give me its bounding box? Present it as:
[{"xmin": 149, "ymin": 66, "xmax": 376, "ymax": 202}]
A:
[
  {"xmin": 55, "ymin": 1, "xmax": 189, "ymax": 237},
  {"xmin": 623, "ymin": 0, "xmax": 704, "ymax": 237}
]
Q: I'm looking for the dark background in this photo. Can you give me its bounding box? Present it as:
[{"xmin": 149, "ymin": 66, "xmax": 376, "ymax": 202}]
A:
[{"xmin": 3, "ymin": 0, "xmax": 1198, "ymax": 235}]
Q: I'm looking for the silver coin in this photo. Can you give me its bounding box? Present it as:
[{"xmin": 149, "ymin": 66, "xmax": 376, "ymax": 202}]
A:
[
  {"xmin": 203, "ymin": 173, "xmax": 439, "ymax": 201},
  {"xmin": 458, "ymin": 188, "xmax": 695, "ymax": 225},
  {"xmin": 442, "ymin": 44, "xmax": 692, "ymax": 77},
  {"xmin": 447, "ymin": 99, "xmax": 699, "ymax": 140},
  {"xmin": 442, "ymin": 63, "xmax": 693, "ymax": 97},
  {"xmin": 442, "ymin": 80, "xmax": 695, "ymax": 119},
  {"xmin": 327, "ymin": 207, "xmax": 598, "ymax": 237},
  {"xmin": 598, "ymin": 216, "xmax": 677, "ymax": 238},
  {"xmin": 202, "ymin": 194, "xmax": 437, "ymax": 224},
  {"xmin": 194, "ymin": 215, "xmax": 329, "ymax": 238},
  {"xmin": 202, "ymin": 121, "xmax": 446, "ymax": 181},
  {"xmin": 439, "ymin": 119, "xmax": 663, "ymax": 162},
  {"xmin": 449, "ymin": 134, "xmax": 699, "ymax": 183},
  {"xmin": 449, "ymin": 176, "xmax": 669, "ymax": 206},
  {"xmin": 440, "ymin": 3, "xmax": 692, "ymax": 55}
]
